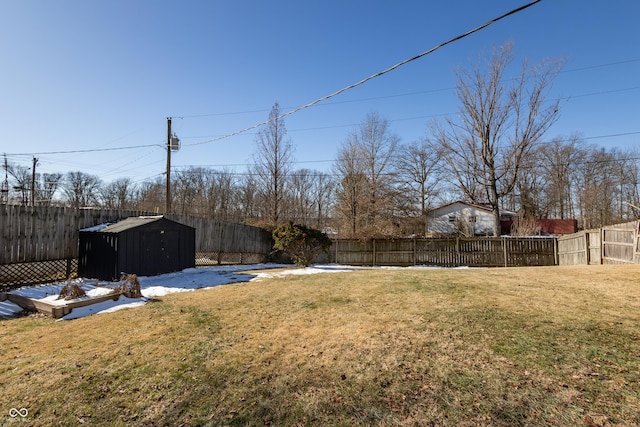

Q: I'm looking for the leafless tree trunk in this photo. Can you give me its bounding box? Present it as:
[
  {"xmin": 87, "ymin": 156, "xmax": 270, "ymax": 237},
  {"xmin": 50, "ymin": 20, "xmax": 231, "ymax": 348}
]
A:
[
  {"xmin": 239, "ymin": 173, "xmax": 259, "ymax": 223},
  {"xmin": 334, "ymin": 139, "xmax": 367, "ymax": 236},
  {"xmin": 310, "ymin": 171, "xmax": 335, "ymax": 230},
  {"xmin": 288, "ymin": 169, "xmax": 315, "ymax": 224},
  {"xmin": 133, "ymin": 178, "xmax": 164, "ymax": 213},
  {"xmin": 37, "ymin": 173, "xmax": 63, "ymax": 206},
  {"xmin": 205, "ymin": 169, "xmax": 237, "ymax": 221},
  {"xmin": 336, "ymin": 112, "xmax": 399, "ymax": 236},
  {"xmin": 62, "ymin": 171, "xmax": 102, "ymax": 208},
  {"xmin": 101, "ymin": 178, "xmax": 135, "ymax": 210},
  {"xmin": 7, "ymin": 163, "xmax": 31, "ymax": 205},
  {"xmin": 435, "ymin": 42, "xmax": 562, "ymax": 235},
  {"xmin": 253, "ymin": 102, "xmax": 293, "ymax": 227},
  {"xmin": 395, "ymin": 137, "xmax": 442, "ymax": 236},
  {"xmin": 358, "ymin": 112, "xmax": 399, "ymax": 230},
  {"xmin": 173, "ymin": 168, "xmax": 203, "ymax": 216},
  {"xmin": 539, "ymin": 134, "xmax": 585, "ymax": 219}
]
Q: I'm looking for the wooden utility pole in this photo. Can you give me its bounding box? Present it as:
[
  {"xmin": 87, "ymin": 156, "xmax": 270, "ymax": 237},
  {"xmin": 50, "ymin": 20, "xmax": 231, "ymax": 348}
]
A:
[
  {"xmin": 166, "ymin": 117, "xmax": 172, "ymax": 214},
  {"xmin": 31, "ymin": 157, "xmax": 38, "ymax": 207}
]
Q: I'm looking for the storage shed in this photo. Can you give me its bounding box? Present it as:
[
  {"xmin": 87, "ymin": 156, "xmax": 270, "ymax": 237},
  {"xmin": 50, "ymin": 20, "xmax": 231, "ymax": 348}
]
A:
[{"xmin": 78, "ymin": 216, "xmax": 195, "ymax": 281}]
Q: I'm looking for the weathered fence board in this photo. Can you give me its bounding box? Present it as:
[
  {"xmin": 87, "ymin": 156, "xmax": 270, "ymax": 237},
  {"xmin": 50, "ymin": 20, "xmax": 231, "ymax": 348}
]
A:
[
  {"xmin": 0, "ymin": 205, "xmax": 273, "ymax": 265},
  {"xmin": 332, "ymin": 237, "xmax": 557, "ymax": 267},
  {"xmin": 168, "ymin": 214, "xmax": 273, "ymax": 256},
  {"xmin": 0, "ymin": 206, "xmax": 151, "ymax": 263},
  {"xmin": 558, "ymin": 221, "xmax": 640, "ymax": 265},
  {"xmin": 0, "ymin": 205, "xmax": 274, "ymax": 288},
  {"xmin": 558, "ymin": 231, "xmax": 588, "ymax": 265},
  {"xmin": 602, "ymin": 222, "xmax": 638, "ymax": 264}
]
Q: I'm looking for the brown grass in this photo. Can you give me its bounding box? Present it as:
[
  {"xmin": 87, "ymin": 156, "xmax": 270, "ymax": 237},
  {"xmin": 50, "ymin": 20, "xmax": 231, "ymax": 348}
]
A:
[{"xmin": 1, "ymin": 265, "xmax": 639, "ymax": 426}]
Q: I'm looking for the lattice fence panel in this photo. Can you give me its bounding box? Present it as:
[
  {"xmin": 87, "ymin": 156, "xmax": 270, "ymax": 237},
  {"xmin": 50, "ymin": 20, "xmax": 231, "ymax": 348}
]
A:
[
  {"xmin": 195, "ymin": 251, "xmax": 268, "ymax": 266},
  {"xmin": 1, "ymin": 259, "xmax": 77, "ymax": 291}
]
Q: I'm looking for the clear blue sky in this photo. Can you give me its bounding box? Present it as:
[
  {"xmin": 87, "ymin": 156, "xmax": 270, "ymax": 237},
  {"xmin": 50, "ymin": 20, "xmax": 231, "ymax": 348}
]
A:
[{"xmin": 1, "ymin": 0, "xmax": 639, "ymax": 185}]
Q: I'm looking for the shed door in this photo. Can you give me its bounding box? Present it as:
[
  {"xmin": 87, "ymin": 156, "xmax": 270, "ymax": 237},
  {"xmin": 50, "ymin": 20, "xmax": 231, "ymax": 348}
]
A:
[{"xmin": 144, "ymin": 230, "xmax": 180, "ymax": 275}]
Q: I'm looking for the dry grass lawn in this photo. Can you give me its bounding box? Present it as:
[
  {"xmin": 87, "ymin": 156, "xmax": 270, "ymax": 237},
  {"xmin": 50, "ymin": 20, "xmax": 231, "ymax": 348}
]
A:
[{"xmin": 1, "ymin": 265, "xmax": 639, "ymax": 426}]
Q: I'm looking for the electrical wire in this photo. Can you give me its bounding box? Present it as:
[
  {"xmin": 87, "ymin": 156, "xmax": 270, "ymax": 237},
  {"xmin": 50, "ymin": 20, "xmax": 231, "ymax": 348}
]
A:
[
  {"xmin": 3, "ymin": 144, "xmax": 160, "ymax": 157},
  {"xmin": 172, "ymin": 57, "xmax": 640, "ymax": 122},
  {"xmin": 182, "ymin": 0, "xmax": 543, "ymax": 148},
  {"xmin": 169, "ymin": 131, "xmax": 640, "ymax": 176},
  {"xmin": 13, "ymin": 1, "xmax": 640, "ymax": 182}
]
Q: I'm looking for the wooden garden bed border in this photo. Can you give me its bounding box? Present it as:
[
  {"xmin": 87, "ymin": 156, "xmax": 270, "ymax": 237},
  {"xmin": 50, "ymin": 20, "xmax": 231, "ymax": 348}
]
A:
[{"xmin": 2, "ymin": 291, "xmax": 122, "ymax": 319}]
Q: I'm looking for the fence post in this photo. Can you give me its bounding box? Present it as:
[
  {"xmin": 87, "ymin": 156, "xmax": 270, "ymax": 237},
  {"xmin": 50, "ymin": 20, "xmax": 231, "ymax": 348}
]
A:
[
  {"xmin": 585, "ymin": 232, "xmax": 590, "ymax": 265},
  {"xmin": 66, "ymin": 258, "xmax": 73, "ymax": 278},
  {"xmin": 372, "ymin": 239, "xmax": 376, "ymax": 266},
  {"xmin": 503, "ymin": 238, "xmax": 508, "ymax": 267},
  {"xmin": 413, "ymin": 237, "xmax": 417, "ymax": 266},
  {"xmin": 600, "ymin": 227, "xmax": 604, "ymax": 264}
]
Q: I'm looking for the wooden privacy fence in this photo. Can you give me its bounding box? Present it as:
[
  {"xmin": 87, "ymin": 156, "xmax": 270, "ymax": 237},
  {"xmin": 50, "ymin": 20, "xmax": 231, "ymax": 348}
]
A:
[
  {"xmin": 558, "ymin": 221, "xmax": 640, "ymax": 265},
  {"xmin": 167, "ymin": 214, "xmax": 273, "ymax": 265},
  {"xmin": 0, "ymin": 205, "xmax": 273, "ymax": 288},
  {"xmin": 1, "ymin": 206, "xmax": 150, "ymax": 264},
  {"xmin": 331, "ymin": 237, "xmax": 557, "ymax": 267}
]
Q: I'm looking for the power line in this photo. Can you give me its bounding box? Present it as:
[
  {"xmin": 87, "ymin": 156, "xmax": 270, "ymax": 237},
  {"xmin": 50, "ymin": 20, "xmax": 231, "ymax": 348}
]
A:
[
  {"xmin": 8, "ymin": 56, "xmax": 634, "ymax": 162},
  {"xmin": 174, "ymin": 85, "xmax": 639, "ymax": 140},
  {"xmin": 182, "ymin": 0, "xmax": 543, "ymax": 148},
  {"xmin": 4, "ymin": 144, "xmax": 160, "ymax": 157},
  {"xmin": 169, "ymin": 131, "xmax": 640, "ymax": 174},
  {"xmin": 5, "ymin": 1, "xmax": 545, "ymax": 165},
  {"xmin": 7, "ymin": 52, "xmax": 633, "ymax": 165},
  {"xmin": 562, "ymin": 58, "xmax": 640, "ymax": 74},
  {"xmin": 16, "ymin": 1, "xmax": 640, "ymax": 182},
  {"xmin": 171, "ymin": 57, "xmax": 640, "ymax": 122}
]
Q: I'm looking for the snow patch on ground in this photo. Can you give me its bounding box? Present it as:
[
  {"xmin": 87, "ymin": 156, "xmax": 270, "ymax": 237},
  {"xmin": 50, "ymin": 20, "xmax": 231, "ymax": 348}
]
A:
[
  {"xmin": 3, "ymin": 263, "xmax": 352, "ymax": 320},
  {"xmin": 3, "ymin": 263, "xmax": 460, "ymax": 320}
]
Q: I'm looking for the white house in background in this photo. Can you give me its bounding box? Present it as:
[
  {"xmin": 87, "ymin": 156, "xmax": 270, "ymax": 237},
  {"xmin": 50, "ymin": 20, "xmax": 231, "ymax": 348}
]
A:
[{"xmin": 427, "ymin": 201, "xmax": 517, "ymax": 236}]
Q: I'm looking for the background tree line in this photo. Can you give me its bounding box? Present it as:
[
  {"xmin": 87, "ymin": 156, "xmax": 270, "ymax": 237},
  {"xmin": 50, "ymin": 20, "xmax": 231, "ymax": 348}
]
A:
[
  {"xmin": 4, "ymin": 128, "xmax": 638, "ymax": 236},
  {"xmin": 3, "ymin": 43, "xmax": 639, "ymax": 235}
]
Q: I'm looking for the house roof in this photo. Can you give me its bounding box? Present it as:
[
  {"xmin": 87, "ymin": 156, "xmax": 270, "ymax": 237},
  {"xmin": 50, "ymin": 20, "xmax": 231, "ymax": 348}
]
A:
[{"xmin": 430, "ymin": 201, "xmax": 517, "ymax": 217}]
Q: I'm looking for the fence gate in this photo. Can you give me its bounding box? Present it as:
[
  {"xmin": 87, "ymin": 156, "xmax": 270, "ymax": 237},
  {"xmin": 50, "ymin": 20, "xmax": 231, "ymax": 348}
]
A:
[{"xmin": 558, "ymin": 221, "xmax": 640, "ymax": 265}]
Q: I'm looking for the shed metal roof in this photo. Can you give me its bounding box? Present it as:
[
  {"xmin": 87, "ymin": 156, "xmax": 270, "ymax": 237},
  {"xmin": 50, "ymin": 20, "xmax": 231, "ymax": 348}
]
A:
[{"xmin": 97, "ymin": 216, "xmax": 167, "ymax": 233}]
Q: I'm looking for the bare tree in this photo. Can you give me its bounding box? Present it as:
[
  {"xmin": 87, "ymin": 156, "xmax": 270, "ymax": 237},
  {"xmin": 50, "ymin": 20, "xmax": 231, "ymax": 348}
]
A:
[
  {"xmin": 624, "ymin": 149, "xmax": 640, "ymax": 219},
  {"xmin": 538, "ymin": 134, "xmax": 585, "ymax": 219},
  {"xmin": 310, "ymin": 171, "xmax": 335, "ymax": 230},
  {"xmin": 573, "ymin": 145, "xmax": 640, "ymax": 227},
  {"xmin": 101, "ymin": 178, "xmax": 135, "ymax": 210},
  {"xmin": 62, "ymin": 171, "xmax": 102, "ymax": 208},
  {"xmin": 288, "ymin": 169, "xmax": 315, "ymax": 224},
  {"xmin": 609, "ymin": 147, "xmax": 639, "ymax": 222},
  {"xmin": 335, "ymin": 112, "xmax": 399, "ymax": 236},
  {"xmin": 253, "ymin": 102, "xmax": 294, "ymax": 227},
  {"xmin": 435, "ymin": 42, "xmax": 563, "ymax": 235},
  {"xmin": 7, "ymin": 162, "xmax": 31, "ymax": 205},
  {"xmin": 577, "ymin": 147, "xmax": 617, "ymax": 229},
  {"xmin": 172, "ymin": 167, "xmax": 208, "ymax": 216},
  {"xmin": 334, "ymin": 137, "xmax": 368, "ymax": 236},
  {"xmin": 357, "ymin": 112, "xmax": 399, "ymax": 230},
  {"xmin": 238, "ymin": 173, "xmax": 259, "ymax": 224},
  {"xmin": 37, "ymin": 172, "xmax": 63, "ymax": 206},
  {"xmin": 205, "ymin": 169, "xmax": 238, "ymax": 221},
  {"xmin": 395, "ymin": 137, "xmax": 442, "ymax": 235},
  {"xmin": 134, "ymin": 177, "xmax": 165, "ymax": 213}
]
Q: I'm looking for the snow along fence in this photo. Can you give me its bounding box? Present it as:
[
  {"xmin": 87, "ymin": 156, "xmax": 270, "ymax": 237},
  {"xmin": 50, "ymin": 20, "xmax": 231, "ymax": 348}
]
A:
[{"xmin": 0, "ymin": 205, "xmax": 274, "ymax": 289}]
